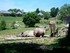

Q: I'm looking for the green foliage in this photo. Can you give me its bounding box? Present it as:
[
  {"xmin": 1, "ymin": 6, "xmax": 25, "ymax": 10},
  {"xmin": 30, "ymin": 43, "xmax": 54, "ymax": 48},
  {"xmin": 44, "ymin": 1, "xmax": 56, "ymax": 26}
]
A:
[
  {"xmin": 0, "ymin": 20, "xmax": 6, "ymax": 30},
  {"xmin": 8, "ymin": 8, "xmax": 22, "ymax": 13},
  {"xmin": 0, "ymin": 13, "xmax": 3, "ymax": 16},
  {"xmin": 35, "ymin": 8, "xmax": 40, "ymax": 14},
  {"xmin": 35, "ymin": 19, "xmax": 49, "ymax": 27},
  {"xmin": 8, "ymin": 8, "xmax": 22, "ymax": 17},
  {"xmin": 58, "ymin": 23, "xmax": 70, "ymax": 47},
  {"xmin": 23, "ymin": 12, "xmax": 41, "ymax": 27},
  {"xmin": 11, "ymin": 21, "xmax": 16, "ymax": 29},
  {"xmin": 50, "ymin": 7, "xmax": 59, "ymax": 17},
  {"xmin": 0, "ymin": 38, "xmax": 59, "ymax": 53},
  {"xmin": 11, "ymin": 12, "xmax": 16, "ymax": 17},
  {"xmin": 40, "ymin": 19, "xmax": 49, "ymax": 25},
  {"xmin": 56, "ymin": 20, "xmax": 62, "ymax": 24},
  {"xmin": 0, "ymin": 27, "xmax": 35, "ymax": 36},
  {"xmin": 41, "ymin": 10, "xmax": 51, "ymax": 19},
  {"xmin": 58, "ymin": 4, "xmax": 70, "ymax": 20}
]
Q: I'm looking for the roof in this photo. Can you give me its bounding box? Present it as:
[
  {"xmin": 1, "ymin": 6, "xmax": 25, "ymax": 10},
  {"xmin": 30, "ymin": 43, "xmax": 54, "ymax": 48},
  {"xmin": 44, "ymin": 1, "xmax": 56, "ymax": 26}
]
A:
[
  {"xmin": 16, "ymin": 11, "xmax": 22, "ymax": 14},
  {"xmin": 0, "ymin": 10, "xmax": 11, "ymax": 14},
  {"xmin": 38, "ymin": 12, "xmax": 43, "ymax": 16}
]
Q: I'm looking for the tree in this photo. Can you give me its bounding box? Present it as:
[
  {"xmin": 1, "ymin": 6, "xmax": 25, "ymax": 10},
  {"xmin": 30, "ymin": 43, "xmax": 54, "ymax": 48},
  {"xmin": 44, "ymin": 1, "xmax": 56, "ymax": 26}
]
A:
[
  {"xmin": 50, "ymin": 7, "xmax": 59, "ymax": 17},
  {"xmin": 35, "ymin": 8, "xmax": 40, "ymax": 14},
  {"xmin": 0, "ymin": 20, "xmax": 6, "ymax": 30},
  {"xmin": 58, "ymin": 4, "xmax": 70, "ymax": 20},
  {"xmin": 23, "ymin": 12, "xmax": 41, "ymax": 27},
  {"xmin": 8, "ymin": 8, "xmax": 22, "ymax": 17},
  {"xmin": 41, "ymin": 10, "xmax": 51, "ymax": 19},
  {"xmin": 8, "ymin": 8, "xmax": 21, "ymax": 13}
]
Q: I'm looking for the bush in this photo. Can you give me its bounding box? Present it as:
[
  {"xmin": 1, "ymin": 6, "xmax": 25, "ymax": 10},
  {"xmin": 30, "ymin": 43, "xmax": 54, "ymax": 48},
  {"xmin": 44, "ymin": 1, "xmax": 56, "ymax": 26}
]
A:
[
  {"xmin": 11, "ymin": 13, "xmax": 16, "ymax": 17},
  {"xmin": 11, "ymin": 21, "xmax": 16, "ymax": 29},
  {"xmin": 41, "ymin": 10, "xmax": 51, "ymax": 19},
  {"xmin": 0, "ymin": 13, "xmax": 3, "ymax": 16},
  {"xmin": 58, "ymin": 4, "xmax": 70, "ymax": 20},
  {"xmin": 23, "ymin": 12, "xmax": 41, "ymax": 27},
  {"xmin": 56, "ymin": 20, "xmax": 62, "ymax": 24},
  {"xmin": 0, "ymin": 20, "xmax": 6, "ymax": 30}
]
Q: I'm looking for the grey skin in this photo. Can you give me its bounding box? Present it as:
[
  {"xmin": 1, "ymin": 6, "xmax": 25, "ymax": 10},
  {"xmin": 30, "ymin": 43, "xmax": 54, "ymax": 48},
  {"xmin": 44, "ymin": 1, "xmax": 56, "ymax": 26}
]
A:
[{"xmin": 33, "ymin": 27, "xmax": 49, "ymax": 37}]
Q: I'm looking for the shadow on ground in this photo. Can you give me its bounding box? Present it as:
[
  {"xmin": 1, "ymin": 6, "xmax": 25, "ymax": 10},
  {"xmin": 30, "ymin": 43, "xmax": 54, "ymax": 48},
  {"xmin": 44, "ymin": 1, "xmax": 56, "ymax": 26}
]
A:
[
  {"xmin": 1, "ymin": 23, "xmax": 70, "ymax": 53},
  {"xmin": 0, "ymin": 41, "xmax": 70, "ymax": 53}
]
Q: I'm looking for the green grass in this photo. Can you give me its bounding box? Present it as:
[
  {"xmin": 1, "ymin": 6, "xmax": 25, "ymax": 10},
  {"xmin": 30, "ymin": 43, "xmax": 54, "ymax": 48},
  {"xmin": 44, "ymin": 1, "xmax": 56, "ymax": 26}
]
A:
[
  {"xmin": 0, "ymin": 16, "xmax": 25, "ymax": 28},
  {"xmin": 0, "ymin": 17, "xmax": 68, "ymax": 53},
  {"xmin": 0, "ymin": 37, "xmax": 62, "ymax": 53},
  {"xmin": 0, "ymin": 16, "xmax": 22, "ymax": 22},
  {"xmin": 35, "ymin": 19, "xmax": 49, "ymax": 27},
  {"xmin": 0, "ymin": 37, "xmax": 59, "ymax": 45},
  {"xmin": 0, "ymin": 17, "xmax": 69, "ymax": 53},
  {"xmin": 0, "ymin": 27, "xmax": 35, "ymax": 36},
  {"xmin": 0, "ymin": 16, "xmax": 49, "ymax": 36},
  {"xmin": 0, "ymin": 16, "xmax": 65, "ymax": 37},
  {"xmin": 0, "ymin": 16, "xmax": 26, "ymax": 36}
]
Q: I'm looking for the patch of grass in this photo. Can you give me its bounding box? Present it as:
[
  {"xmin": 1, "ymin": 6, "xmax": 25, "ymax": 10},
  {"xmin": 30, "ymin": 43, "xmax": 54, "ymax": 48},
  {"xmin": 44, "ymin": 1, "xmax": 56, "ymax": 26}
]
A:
[
  {"xmin": 35, "ymin": 19, "xmax": 49, "ymax": 27},
  {"xmin": 0, "ymin": 27, "xmax": 35, "ymax": 36},
  {"xmin": 0, "ymin": 16, "xmax": 50, "ymax": 36},
  {"xmin": 0, "ymin": 37, "xmax": 69, "ymax": 53},
  {"xmin": 0, "ymin": 16, "xmax": 25, "ymax": 28},
  {"xmin": 0, "ymin": 16, "xmax": 64, "ymax": 37},
  {"xmin": 0, "ymin": 37, "xmax": 58, "ymax": 45},
  {"xmin": 0, "ymin": 16, "xmax": 22, "ymax": 22}
]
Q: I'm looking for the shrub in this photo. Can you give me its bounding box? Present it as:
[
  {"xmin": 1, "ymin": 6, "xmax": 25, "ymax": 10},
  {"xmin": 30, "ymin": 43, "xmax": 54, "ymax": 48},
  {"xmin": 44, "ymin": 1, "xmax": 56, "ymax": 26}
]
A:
[
  {"xmin": 11, "ymin": 21, "xmax": 16, "ymax": 29},
  {"xmin": 58, "ymin": 4, "xmax": 70, "ymax": 20},
  {"xmin": 56, "ymin": 20, "xmax": 62, "ymax": 24},
  {"xmin": 11, "ymin": 13, "xmax": 16, "ymax": 17},
  {"xmin": 23, "ymin": 12, "xmax": 41, "ymax": 27},
  {"xmin": 0, "ymin": 20, "xmax": 6, "ymax": 30},
  {"xmin": 41, "ymin": 10, "xmax": 51, "ymax": 19},
  {"xmin": 0, "ymin": 13, "xmax": 3, "ymax": 16}
]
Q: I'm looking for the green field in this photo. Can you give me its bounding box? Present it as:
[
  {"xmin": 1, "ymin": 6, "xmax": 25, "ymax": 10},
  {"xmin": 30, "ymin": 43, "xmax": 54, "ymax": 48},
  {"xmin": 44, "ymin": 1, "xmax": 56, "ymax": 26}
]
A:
[
  {"xmin": 0, "ymin": 16, "xmax": 25, "ymax": 27},
  {"xmin": 0, "ymin": 16, "xmax": 23, "ymax": 25},
  {"xmin": 0, "ymin": 16, "xmax": 24, "ymax": 36},
  {"xmin": 0, "ymin": 17, "xmax": 69, "ymax": 53},
  {"xmin": 0, "ymin": 16, "xmax": 50, "ymax": 36},
  {"xmin": 0, "ymin": 16, "xmax": 65, "ymax": 37}
]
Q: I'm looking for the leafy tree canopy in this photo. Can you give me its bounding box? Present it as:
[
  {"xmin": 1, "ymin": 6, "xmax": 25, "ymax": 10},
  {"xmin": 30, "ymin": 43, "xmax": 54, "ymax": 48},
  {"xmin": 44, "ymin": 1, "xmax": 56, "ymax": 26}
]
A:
[
  {"xmin": 50, "ymin": 7, "xmax": 59, "ymax": 17},
  {"xmin": 23, "ymin": 12, "xmax": 41, "ymax": 27},
  {"xmin": 35, "ymin": 8, "xmax": 40, "ymax": 14},
  {"xmin": 41, "ymin": 10, "xmax": 51, "ymax": 19},
  {"xmin": 58, "ymin": 4, "xmax": 70, "ymax": 20}
]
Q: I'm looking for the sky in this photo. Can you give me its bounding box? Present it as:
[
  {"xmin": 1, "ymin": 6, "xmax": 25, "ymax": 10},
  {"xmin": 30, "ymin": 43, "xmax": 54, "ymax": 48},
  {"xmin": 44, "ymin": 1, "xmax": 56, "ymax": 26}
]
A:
[{"xmin": 0, "ymin": 0, "xmax": 70, "ymax": 12}]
